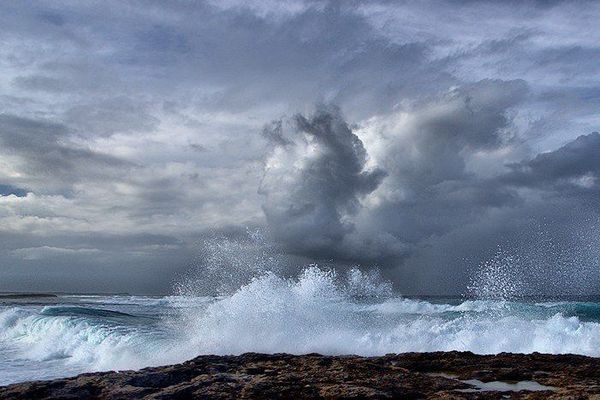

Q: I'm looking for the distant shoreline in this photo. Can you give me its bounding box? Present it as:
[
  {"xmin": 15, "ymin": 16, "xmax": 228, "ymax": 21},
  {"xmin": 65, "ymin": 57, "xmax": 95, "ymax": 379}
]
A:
[
  {"xmin": 0, "ymin": 293, "xmax": 58, "ymax": 299},
  {"xmin": 0, "ymin": 292, "xmax": 134, "ymax": 298},
  {"xmin": 1, "ymin": 351, "xmax": 599, "ymax": 399}
]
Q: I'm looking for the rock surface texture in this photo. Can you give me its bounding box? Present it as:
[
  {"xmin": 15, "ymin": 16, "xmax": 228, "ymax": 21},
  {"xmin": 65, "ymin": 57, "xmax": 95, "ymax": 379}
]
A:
[{"xmin": 1, "ymin": 352, "xmax": 600, "ymax": 399}]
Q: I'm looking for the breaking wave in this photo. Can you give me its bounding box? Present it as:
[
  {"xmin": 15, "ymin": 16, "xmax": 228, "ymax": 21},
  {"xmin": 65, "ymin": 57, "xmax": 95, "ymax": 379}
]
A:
[
  {"xmin": 178, "ymin": 266, "xmax": 600, "ymax": 356},
  {"xmin": 3, "ymin": 266, "xmax": 600, "ymax": 385}
]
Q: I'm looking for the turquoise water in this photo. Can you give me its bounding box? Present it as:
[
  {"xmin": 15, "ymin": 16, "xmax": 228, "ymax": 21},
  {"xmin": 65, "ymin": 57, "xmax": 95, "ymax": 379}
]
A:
[{"xmin": 2, "ymin": 267, "xmax": 600, "ymax": 385}]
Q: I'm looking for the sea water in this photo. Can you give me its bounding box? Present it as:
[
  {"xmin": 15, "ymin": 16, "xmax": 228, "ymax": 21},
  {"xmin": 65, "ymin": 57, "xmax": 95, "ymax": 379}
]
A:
[{"xmin": 2, "ymin": 266, "xmax": 600, "ymax": 386}]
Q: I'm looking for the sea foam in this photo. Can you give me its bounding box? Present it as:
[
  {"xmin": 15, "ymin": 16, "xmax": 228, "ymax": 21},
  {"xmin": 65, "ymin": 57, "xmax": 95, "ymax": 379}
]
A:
[{"xmin": 2, "ymin": 266, "xmax": 600, "ymax": 385}]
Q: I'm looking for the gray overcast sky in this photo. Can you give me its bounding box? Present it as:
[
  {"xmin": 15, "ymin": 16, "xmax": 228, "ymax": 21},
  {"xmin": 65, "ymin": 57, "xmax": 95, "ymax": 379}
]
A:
[{"xmin": 1, "ymin": 0, "xmax": 600, "ymax": 295}]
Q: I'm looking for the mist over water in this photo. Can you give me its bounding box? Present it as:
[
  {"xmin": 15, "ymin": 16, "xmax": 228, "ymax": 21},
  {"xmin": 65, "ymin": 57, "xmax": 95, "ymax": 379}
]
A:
[{"xmin": 3, "ymin": 237, "xmax": 600, "ymax": 385}]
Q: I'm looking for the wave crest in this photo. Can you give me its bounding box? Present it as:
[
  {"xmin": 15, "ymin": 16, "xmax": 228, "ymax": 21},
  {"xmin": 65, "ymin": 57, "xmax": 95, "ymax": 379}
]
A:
[{"xmin": 3, "ymin": 266, "xmax": 600, "ymax": 386}]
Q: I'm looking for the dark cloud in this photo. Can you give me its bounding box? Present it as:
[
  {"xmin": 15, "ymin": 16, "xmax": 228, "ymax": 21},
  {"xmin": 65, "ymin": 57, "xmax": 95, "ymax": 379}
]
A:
[
  {"xmin": 256, "ymin": 77, "xmax": 598, "ymax": 297},
  {"xmin": 260, "ymin": 105, "xmax": 386, "ymax": 259},
  {"xmin": 0, "ymin": 114, "xmax": 132, "ymax": 192},
  {"xmin": 0, "ymin": 184, "xmax": 28, "ymax": 197},
  {"xmin": 258, "ymin": 80, "xmax": 527, "ymax": 266},
  {"xmin": 504, "ymin": 132, "xmax": 600, "ymax": 191},
  {"xmin": 392, "ymin": 130, "xmax": 600, "ymax": 295}
]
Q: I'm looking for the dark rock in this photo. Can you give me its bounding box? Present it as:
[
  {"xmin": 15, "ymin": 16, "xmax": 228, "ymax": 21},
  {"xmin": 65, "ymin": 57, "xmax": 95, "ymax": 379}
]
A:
[{"xmin": 1, "ymin": 352, "xmax": 600, "ymax": 399}]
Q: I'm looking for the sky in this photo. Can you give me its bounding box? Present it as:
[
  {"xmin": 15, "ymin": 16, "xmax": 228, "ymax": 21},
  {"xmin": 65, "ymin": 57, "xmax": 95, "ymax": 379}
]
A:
[{"xmin": 1, "ymin": 0, "xmax": 600, "ymax": 295}]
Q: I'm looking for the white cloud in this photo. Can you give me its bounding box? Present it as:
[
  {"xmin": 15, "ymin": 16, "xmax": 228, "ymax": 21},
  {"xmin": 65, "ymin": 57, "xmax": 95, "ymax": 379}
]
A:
[{"xmin": 11, "ymin": 246, "xmax": 100, "ymax": 260}]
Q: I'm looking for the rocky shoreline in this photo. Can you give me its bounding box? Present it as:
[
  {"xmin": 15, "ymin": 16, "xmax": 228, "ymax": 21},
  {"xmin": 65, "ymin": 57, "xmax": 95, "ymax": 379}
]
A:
[{"xmin": 1, "ymin": 351, "xmax": 599, "ymax": 399}]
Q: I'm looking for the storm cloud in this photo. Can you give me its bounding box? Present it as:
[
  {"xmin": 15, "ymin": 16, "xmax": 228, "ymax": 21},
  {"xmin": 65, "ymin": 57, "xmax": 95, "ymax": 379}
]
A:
[
  {"xmin": 503, "ymin": 132, "xmax": 600, "ymax": 195},
  {"xmin": 1, "ymin": 1, "xmax": 600, "ymax": 294},
  {"xmin": 260, "ymin": 80, "xmax": 529, "ymax": 265},
  {"xmin": 260, "ymin": 106, "xmax": 386, "ymax": 259}
]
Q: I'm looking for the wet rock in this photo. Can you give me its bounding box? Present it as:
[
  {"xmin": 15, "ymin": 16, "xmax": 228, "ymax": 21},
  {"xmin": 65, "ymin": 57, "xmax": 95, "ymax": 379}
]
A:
[{"xmin": 1, "ymin": 352, "xmax": 600, "ymax": 399}]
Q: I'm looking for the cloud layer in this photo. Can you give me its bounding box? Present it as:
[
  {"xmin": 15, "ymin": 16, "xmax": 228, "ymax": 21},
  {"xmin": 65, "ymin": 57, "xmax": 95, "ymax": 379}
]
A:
[{"xmin": 1, "ymin": 1, "xmax": 600, "ymax": 294}]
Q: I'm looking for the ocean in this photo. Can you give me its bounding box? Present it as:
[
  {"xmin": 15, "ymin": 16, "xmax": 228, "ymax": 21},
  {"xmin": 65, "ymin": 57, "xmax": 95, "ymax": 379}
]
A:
[{"xmin": 2, "ymin": 266, "xmax": 600, "ymax": 386}]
